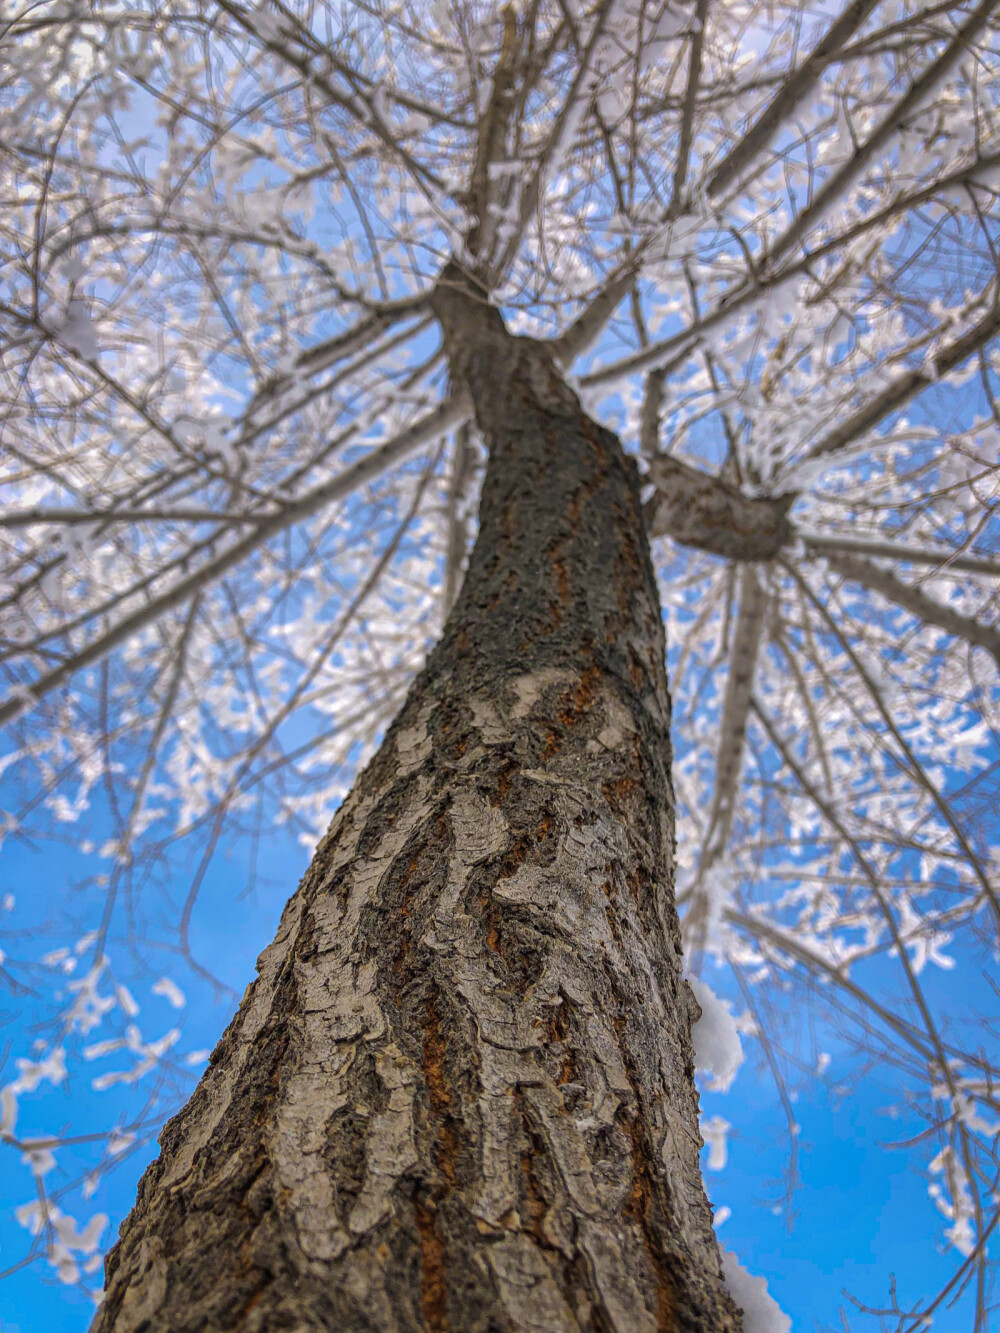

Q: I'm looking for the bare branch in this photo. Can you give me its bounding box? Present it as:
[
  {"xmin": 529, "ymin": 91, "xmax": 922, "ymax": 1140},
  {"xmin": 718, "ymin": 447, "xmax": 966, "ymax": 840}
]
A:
[
  {"xmin": 0, "ymin": 397, "xmax": 468, "ymax": 727},
  {"xmin": 705, "ymin": 0, "xmax": 883, "ymax": 199},
  {"xmin": 647, "ymin": 455, "xmax": 794, "ymax": 560},
  {"xmin": 820, "ymin": 550, "xmax": 1000, "ymax": 668}
]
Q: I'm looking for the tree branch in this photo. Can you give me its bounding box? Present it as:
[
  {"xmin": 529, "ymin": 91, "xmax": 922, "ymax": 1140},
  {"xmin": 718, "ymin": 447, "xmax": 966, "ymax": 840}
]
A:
[
  {"xmin": 706, "ymin": 0, "xmax": 883, "ymax": 199},
  {"xmin": 646, "ymin": 454, "xmax": 794, "ymax": 560},
  {"xmin": 820, "ymin": 550, "xmax": 1000, "ymax": 668},
  {"xmin": 0, "ymin": 397, "xmax": 468, "ymax": 728}
]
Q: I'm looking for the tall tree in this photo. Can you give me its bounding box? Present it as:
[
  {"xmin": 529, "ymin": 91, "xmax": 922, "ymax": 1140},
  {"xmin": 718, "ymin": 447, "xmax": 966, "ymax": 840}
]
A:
[
  {"xmin": 94, "ymin": 263, "xmax": 741, "ymax": 1332},
  {"xmin": 0, "ymin": 1, "xmax": 998, "ymax": 1328}
]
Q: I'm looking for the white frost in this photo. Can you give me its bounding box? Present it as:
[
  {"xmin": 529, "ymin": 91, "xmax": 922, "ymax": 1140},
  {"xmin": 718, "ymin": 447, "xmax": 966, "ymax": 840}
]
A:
[
  {"xmin": 700, "ymin": 1114, "xmax": 731, "ymax": 1170},
  {"xmin": 15, "ymin": 1202, "xmax": 107, "ymax": 1286},
  {"xmin": 1, "ymin": 1084, "xmax": 17, "ymax": 1137},
  {"xmin": 722, "ymin": 1250, "xmax": 791, "ymax": 1333},
  {"xmin": 23, "ymin": 1145, "xmax": 57, "ymax": 1176},
  {"xmin": 688, "ymin": 977, "xmax": 744, "ymax": 1092},
  {"xmin": 152, "ymin": 976, "xmax": 186, "ymax": 1009},
  {"xmin": 56, "ymin": 299, "xmax": 99, "ymax": 360},
  {"xmin": 11, "ymin": 1046, "xmax": 67, "ymax": 1093}
]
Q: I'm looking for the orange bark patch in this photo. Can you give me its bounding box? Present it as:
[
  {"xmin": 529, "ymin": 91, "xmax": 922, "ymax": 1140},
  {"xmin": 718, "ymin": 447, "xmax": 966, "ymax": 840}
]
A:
[
  {"xmin": 477, "ymin": 888, "xmax": 502, "ymax": 954},
  {"xmin": 416, "ymin": 990, "xmax": 459, "ymax": 1331},
  {"xmin": 601, "ymin": 774, "xmax": 638, "ymax": 814},
  {"xmin": 541, "ymin": 665, "xmax": 601, "ymax": 759},
  {"xmin": 497, "ymin": 811, "xmax": 555, "ymax": 879},
  {"xmin": 235, "ymin": 1284, "xmax": 269, "ymax": 1321},
  {"xmin": 559, "ymin": 664, "xmax": 600, "ymax": 727},
  {"xmin": 625, "ymin": 867, "xmax": 643, "ymax": 904},
  {"xmin": 602, "ymin": 735, "xmax": 646, "ymax": 816},
  {"xmin": 519, "ymin": 1151, "xmax": 548, "ymax": 1239},
  {"xmin": 391, "ymin": 815, "xmax": 450, "ymax": 980},
  {"xmin": 627, "ymin": 642, "xmax": 647, "ymax": 690},
  {"xmin": 620, "ymin": 1111, "xmax": 678, "ymax": 1331},
  {"xmin": 414, "ymin": 1197, "xmax": 449, "ymax": 1332},
  {"xmin": 486, "ymin": 567, "xmax": 520, "ymax": 611},
  {"xmin": 546, "ymin": 531, "xmax": 572, "ymax": 625},
  {"xmin": 517, "ymin": 1097, "xmax": 549, "ymax": 1242},
  {"xmin": 422, "ymin": 989, "xmax": 459, "ymax": 1187},
  {"xmin": 391, "ymin": 854, "xmax": 420, "ymax": 977},
  {"xmin": 490, "ymin": 757, "xmax": 519, "ymax": 807},
  {"xmin": 611, "ymin": 500, "xmax": 647, "ymax": 625},
  {"xmin": 547, "ymin": 995, "xmax": 578, "ymax": 1086}
]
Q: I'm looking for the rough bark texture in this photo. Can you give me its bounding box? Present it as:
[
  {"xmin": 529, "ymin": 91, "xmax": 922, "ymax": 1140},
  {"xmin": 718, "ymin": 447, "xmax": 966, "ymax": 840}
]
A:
[
  {"xmin": 647, "ymin": 454, "xmax": 793, "ymax": 562},
  {"xmin": 93, "ymin": 266, "xmax": 740, "ymax": 1333}
]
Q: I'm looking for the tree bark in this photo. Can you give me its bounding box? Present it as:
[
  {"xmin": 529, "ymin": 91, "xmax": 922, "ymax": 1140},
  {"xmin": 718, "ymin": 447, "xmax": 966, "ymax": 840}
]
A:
[{"xmin": 93, "ymin": 267, "xmax": 740, "ymax": 1333}]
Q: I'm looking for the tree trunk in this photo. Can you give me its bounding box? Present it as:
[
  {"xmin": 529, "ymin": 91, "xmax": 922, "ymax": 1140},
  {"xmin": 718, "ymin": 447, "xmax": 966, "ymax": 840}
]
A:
[{"xmin": 93, "ymin": 267, "xmax": 740, "ymax": 1333}]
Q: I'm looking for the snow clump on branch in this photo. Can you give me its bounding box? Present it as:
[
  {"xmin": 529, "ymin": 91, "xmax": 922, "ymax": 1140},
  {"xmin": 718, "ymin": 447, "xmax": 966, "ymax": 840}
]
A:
[{"xmin": 688, "ymin": 976, "xmax": 745, "ymax": 1093}]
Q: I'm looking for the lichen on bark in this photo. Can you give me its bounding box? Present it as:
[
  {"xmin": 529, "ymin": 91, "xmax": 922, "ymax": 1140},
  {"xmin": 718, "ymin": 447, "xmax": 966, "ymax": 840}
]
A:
[{"xmin": 92, "ymin": 268, "xmax": 740, "ymax": 1333}]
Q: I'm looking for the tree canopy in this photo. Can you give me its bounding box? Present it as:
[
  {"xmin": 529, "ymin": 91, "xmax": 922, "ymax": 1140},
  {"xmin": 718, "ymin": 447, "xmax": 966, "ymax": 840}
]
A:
[{"xmin": 0, "ymin": 0, "xmax": 998, "ymax": 1326}]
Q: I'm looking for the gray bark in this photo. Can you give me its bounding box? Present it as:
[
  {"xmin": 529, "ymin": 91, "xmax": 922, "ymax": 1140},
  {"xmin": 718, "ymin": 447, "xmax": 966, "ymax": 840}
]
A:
[
  {"xmin": 646, "ymin": 455, "xmax": 793, "ymax": 562},
  {"xmin": 93, "ymin": 266, "xmax": 740, "ymax": 1333}
]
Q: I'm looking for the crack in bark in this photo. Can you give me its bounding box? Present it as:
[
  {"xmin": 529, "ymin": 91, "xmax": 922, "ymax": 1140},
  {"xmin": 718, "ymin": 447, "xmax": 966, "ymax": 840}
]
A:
[{"xmin": 414, "ymin": 1195, "xmax": 451, "ymax": 1333}]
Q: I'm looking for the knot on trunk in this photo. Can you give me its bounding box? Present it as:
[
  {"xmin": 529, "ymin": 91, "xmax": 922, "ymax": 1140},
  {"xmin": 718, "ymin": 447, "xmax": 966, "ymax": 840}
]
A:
[{"xmin": 646, "ymin": 454, "xmax": 794, "ymax": 561}]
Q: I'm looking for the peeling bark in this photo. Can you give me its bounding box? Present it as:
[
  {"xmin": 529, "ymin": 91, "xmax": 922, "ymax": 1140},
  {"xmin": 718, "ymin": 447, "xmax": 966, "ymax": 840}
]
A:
[{"xmin": 93, "ymin": 266, "xmax": 740, "ymax": 1333}]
